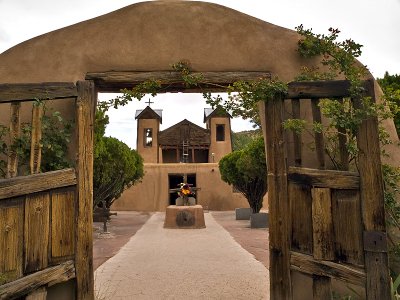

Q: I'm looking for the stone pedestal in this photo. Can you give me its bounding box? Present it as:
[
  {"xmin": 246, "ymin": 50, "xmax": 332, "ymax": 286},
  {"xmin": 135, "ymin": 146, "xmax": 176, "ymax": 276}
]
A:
[
  {"xmin": 235, "ymin": 208, "xmax": 252, "ymax": 220},
  {"xmin": 164, "ymin": 205, "xmax": 206, "ymax": 229}
]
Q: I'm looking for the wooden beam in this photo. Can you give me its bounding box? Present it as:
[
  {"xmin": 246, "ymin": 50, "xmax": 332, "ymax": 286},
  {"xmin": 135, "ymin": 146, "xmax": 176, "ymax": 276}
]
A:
[
  {"xmin": 290, "ymin": 251, "xmax": 366, "ymax": 286},
  {"xmin": 0, "ymin": 82, "xmax": 77, "ymax": 103},
  {"xmin": 0, "ymin": 169, "xmax": 77, "ymax": 200},
  {"xmin": 291, "ymin": 99, "xmax": 302, "ymax": 167},
  {"xmin": 288, "ymin": 166, "xmax": 359, "ymax": 189},
  {"xmin": 30, "ymin": 104, "xmax": 43, "ymax": 174},
  {"xmin": 355, "ymin": 79, "xmax": 391, "ymax": 299},
  {"xmin": 85, "ymin": 71, "xmax": 271, "ymax": 92},
  {"xmin": 26, "ymin": 287, "xmax": 47, "ymax": 300},
  {"xmin": 263, "ymin": 94, "xmax": 291, "ymax": 299},
  {"xmin": 310, "ymin": 98, "xmax": 325, "ymax": 169},
  {"xmin": 7, "ymin": 103, "xmax": 21, "ymax": 178},
  {"xmin": 0, "ymin": 260, "xmax": 75, "ymax": 299},
  {"xmin": 288, "ymin": 80, "xmax": 353, "ymax": 99},
  {"xmin": 75, "ymin": 80, "xmax": 95, "ymax": 300}
]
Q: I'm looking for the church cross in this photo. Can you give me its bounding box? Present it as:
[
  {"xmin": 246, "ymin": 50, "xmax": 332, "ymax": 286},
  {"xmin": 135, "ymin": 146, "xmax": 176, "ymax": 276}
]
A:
[{"xmin": 146, "ymin": 98, "xmax": 154, "ymax": 107}]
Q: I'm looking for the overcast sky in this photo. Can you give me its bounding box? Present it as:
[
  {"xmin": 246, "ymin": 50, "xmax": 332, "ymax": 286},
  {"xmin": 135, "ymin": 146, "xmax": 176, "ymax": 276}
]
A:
[{"xmin": 1, "ymin": 0, "xmax": 399, "ymax": 148}]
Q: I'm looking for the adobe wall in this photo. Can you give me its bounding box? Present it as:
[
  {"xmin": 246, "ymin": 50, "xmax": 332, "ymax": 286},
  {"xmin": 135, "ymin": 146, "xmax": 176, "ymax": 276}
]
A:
[
  {"xmin": 111, "ymin": 163, "xmax": 267, "ymax": 211},
  {"xmin": 208, "ymin": 117, "xmax": 232, "ymax": 162}
]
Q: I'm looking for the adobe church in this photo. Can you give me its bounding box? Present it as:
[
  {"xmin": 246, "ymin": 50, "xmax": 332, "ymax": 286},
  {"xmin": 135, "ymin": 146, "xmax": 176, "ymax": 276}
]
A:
[{"xmin": 111, "ymin": 105, "xmax": 251, "ymax": 211}]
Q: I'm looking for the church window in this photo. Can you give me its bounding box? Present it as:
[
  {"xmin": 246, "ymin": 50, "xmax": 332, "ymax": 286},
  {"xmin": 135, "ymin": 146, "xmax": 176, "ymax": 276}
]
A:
[
  {"xmin": 144, "ymin": 128, "xmax": 153, "ymax": 147},
  {"xmin": 216, "ymin": 124, "xmax": 225, "ymax": 141}
]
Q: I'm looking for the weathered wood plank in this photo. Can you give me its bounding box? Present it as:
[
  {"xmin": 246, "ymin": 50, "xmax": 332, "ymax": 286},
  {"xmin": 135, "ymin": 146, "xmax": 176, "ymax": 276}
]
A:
[
  {"xmin": 26, "ymin": 287, "xmax": 47, "ymax": 300},
  {"xmin": 311, "ymin": 98, "xmax": 326, "ymax": 169},
  {"xmin": 337, "ymin": 126, "xmax": 349, "ymax": 171},
  {"xmin": 355, "ymin": 79, "xmax": 390, "ymax": 299},
  {"xmin": 86, "ymin": 71, "xmax": 271, "ymax": 92},
  {"xmin": 332, "ymin": 190, "xmax": 364, "ymax": 265},
  {"xmin": 288, "ymin": 167, "xmax": 359, "ymax": 189},
  {"xmin": 288, "ymin": 80, "xmax": 352, "ymax": 99},
  {"xmin": 289, "ymin": 182, "xmax": 312, "ymax": 254},
  {"xmin": 313, "ymin": 275, "xmax": 332, "ymax": 300},
  {"xmin": 312, "ymin": 188, "xmax": 335, "ymax": 260},
  {"xmin": 51, "ymin": 190, "xmax": 75, "ymax": 259},
  {"xmin": 0, "ymin": 168, "xmax": 76, "ymax": 200},
  {"xmin": 263, "ymin": 95, "xmax": 291, "ymax": 299},
  {"xmin": 0, "ymin": 260, "xmax": 75, "ymax": 299},
  {"xmin": 75, "ymin": 80, "xmax": 95, "ymax": 300},
  {"xmin": 0, "ymin": 82, "xmax": 77, "ymax": 103},
  {"xmin": 24, "ymin": 192, "xmax": 50, "ymax": 273},
  {"xmin": 6, "ymin": 103, "xmax": 21, "ymax": 178},
  {"xmin": 290, "ymin": 251, "xmax": 366, "ymax": 286},
  {"xmin": 30, "ymin": 104, "xmax": 43, "ymax": 174},
  {"xmin": 0, "ymin": 199, "xmax": 23, "ymax": 284},
  {"xmin": 291, "ymin": 99, "xmax": 302, "ymax": 167}
]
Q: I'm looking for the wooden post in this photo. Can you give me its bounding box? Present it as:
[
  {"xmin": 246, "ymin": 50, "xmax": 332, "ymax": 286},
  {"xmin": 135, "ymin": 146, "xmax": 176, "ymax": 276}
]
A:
[
  {"xmin": 355, "ymin": 80, "xmax": 390, "ymax": 299},
  {"xmin": 311, "ymin": 98, "xmax": 325, "ymax": 169},
  {"xmin": 263, "ymin": 95, "xmax": 291, "ymax": 299},
  {"xmin": 75, "ymin": 80, "xmax": 95, "ymax": 300},
  {"xmin": 7, "ymin": 103, "xmax": 21, "ymax": 178},
  {"xmin": 30, "ymin": 103, "xmax": 43, "ymax": 174},
  {"xmin": 291, "ymin": 99, "xmax": 302, "ymax": 167}
]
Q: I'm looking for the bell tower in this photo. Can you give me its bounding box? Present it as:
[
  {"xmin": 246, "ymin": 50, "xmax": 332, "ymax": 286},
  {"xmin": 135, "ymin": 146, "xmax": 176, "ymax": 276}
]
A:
[
  {"xmin": 135, "ymin": 105, "xmax": 162, "ymax": 163},
  {"xmin": 204, "ymin": 107, "xmax": 232, "ymax": 162}
]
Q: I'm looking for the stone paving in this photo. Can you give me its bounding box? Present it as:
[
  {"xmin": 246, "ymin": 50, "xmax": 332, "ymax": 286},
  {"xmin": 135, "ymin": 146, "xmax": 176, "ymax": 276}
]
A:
[{"xmin": 94, "ymin": 212, "xmax": 269, "ymax": 299}]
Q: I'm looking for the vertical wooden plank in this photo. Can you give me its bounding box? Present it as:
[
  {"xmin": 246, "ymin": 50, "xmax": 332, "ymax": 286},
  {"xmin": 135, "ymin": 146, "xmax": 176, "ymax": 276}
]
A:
[
  {"xmin": 331, "ymin": 190, "xmax": 364, "ymax": 265},
  {"xmin": 51, "ymin": 189, "xmax": 75, "ymax": 259},
  {"xmin": 311, "ymin": 188, "xmax": 334, "ymax": 260},
  {"xmin": 7, "ymin": 103, "xmax": 21, "ymax": 178},
  {"xmin": 263, "ymin": 95, "xmax": 291, "ymax": 299},
  {"xmin": 75, "ymin": 80, "xmax": 95, "ymax": 300},
  {"xmin": 192, "ymin": 147, "xmax": 195, "ymax": 163},
  {"xmin": 26, "ymin": 287, "xmax": 47, "ymax": 300},
  {"xmin": 291, "ymin": 99, "xmax": 302, "ymax": 167},
  {"xmin": 0, "ymin": 199, "xmax": 23, "ymax": 283},
  {"xmin": 337, "ymin": 125, "xmax": 349, "ymax": 171},
  {"xmin": 290, "ymin": 182, "xmax": 312, "ymax": 254},
  {"xmin": 30, "ymin": 104, "xmax": 43, "ymax": 174},
  {"xmin": 355, "ymin": 80, "xmax": 390, "ymax": 299},
  {"xmin": 313, "ymin": 275, "xmax": 332, "ymax": 300},
  {"xmin": 24, "ymin": 192, "xmax": 50, "ymax": 273},
  {"xmin": 311, "ymin": 98, "xmax": 325, "ymax": 169}
]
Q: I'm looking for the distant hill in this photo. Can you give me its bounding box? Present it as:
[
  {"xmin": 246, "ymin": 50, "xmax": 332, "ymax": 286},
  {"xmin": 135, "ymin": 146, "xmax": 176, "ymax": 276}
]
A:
[{"xmin": 231, "ymin": 129, "xmax": 262, "ymax": 151}]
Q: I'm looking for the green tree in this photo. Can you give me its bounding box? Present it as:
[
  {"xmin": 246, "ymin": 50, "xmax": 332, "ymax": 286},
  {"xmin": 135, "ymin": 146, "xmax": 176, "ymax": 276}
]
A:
[
  {"xmin": 378, "ymin": 72, "xmax": 400, "ymax": 137},
  {"xmin": 93, "ymin": 108, "xmax": 144, "ymax": 208},
  {"xmin": 231, "ymin": 129, "xmax": 262, "ymax": 151},
  {"xmin": 219, "ymin": 137, "xmax": 267, "ymax": 213}
]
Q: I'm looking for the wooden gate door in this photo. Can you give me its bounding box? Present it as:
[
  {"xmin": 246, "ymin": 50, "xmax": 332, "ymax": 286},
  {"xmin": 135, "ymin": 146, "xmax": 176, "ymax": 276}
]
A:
[
  {"xmin": 0, "ymin": 81, "xmax": 95, "ymax": 299},
  {"xmin": 263, "ymin": 80, "xmax": 391, "ymax": 299}
]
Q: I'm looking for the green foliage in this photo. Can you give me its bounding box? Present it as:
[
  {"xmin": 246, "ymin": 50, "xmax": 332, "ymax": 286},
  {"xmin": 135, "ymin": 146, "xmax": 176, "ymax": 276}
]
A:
[
  {"xmin": 378, "ymin": 72, "xmax": 400, "ymax": 137},
  {"xmin": 295, "ymin": 66, "xmax": 336, "ymax": 81},
  {"xmin": 219, "ymin": 137, "xmax": 267, "ymax": 213},
  {"xmin": 231, "ymin": 129, "xmax": 262, "ymax": 151},
  {"xmin": 93, "ymin": 107, "xmax": 144, "ymax": 208}
]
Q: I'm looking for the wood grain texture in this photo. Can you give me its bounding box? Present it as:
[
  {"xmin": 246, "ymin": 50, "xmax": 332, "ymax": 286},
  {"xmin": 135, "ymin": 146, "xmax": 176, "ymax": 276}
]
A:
[
  {"xmin": 355, "ymin": 79, "xmax": 390, "ymax": 299},
  {"xmin": 311, "ymin": 98, "xmax": 325, "ymax": 169},
  {"xmin": 289, "ymin": 182, "xmax": 312, "ymax": 254},
  {"xmin": 337, "ymin": 126, "xmax": 349, "ymax": 171},
  {"xmin": 290, "ymin": 251, "xmax": 366, "ymax": 286},
  {"xmin": 312, "ymin": 188, "xmax": 334, "ymax": 261},
  {"xmin": 287, "ymin": 80, "xmax": 353, "ymax": 99},
  {"xmin": 51, "ymin": 190, "xmax": 75, "ymax": 259},
  {"xmin": 332, "ymin": 190, "xmax": 364, "ymax": 265},
  {"xmin": 313, "ymin": 275, "xmax": 332, "ymax": 300},
  {"xmin": 0, "ymin": 199, "xmax": 23, "ymax": 283},
  {"xmin": 86, "ymin": 71, "xmax": 271, "ymax": 92},
  {"xmin": 263, "ymin": 96, "xmax": 291, "ymax": 299},
  {"xmin": 0, "ymin": 82, "xmax": 77, "ymax": 103},
  {"xmin": 288, "ymin": 167, "xmax": 359, "ymax": 189},
  {"xmin": 26, "ymin": 287, "xmax": 47, "ymax": 300},
  {"xmin": 0, "ymin": 168, "xmax": 76, "ymax": 200},
  {"xmin": 24, "ymin": 193, "xmax": 50, "ymax": 273},
  {"xmin": 30, "ymin": 105, "xmax": 43, "ymax": 174},
  {"xmin": 6, "ymin": 103, "xmax": 21, "ymax": 178},
  {"xmin": 0, "ymin": 260, "xmax": 75, "ymax": 299},
  {"xmin": 75, "ymin": 80, "xmax": 95, "ymax": 300},
  {"xmin": 291, "ymin": 99, "xmax": 302, "ymax": 167}
]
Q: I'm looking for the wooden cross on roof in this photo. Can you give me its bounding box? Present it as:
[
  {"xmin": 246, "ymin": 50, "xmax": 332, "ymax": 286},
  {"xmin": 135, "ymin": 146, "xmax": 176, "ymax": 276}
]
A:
[{"xmin": 146, "ymin": 98, "xmax": 154, "ymax": 107}]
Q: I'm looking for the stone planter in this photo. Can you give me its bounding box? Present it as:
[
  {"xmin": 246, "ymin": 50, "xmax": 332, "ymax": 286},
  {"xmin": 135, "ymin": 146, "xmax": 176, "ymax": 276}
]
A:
[
  {"xmin": 235, "ymin": 208, "xmax": 252, "ymax": 220},
  {"xmin": 250, "ymin": 212, "xmax": 269, "ymax": 228}
]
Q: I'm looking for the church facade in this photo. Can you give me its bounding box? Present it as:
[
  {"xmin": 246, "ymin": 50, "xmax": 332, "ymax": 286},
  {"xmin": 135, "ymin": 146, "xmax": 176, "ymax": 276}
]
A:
[{"xmin": 111, "ymin": 106, "xmax": 250, "ymax": 211}]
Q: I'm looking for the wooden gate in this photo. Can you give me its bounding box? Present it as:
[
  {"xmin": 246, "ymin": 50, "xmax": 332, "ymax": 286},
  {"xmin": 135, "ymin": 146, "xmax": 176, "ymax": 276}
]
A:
[
  {"xmin": 0, "ymin": 81, "xmax": 94, "ymax": 299},
  {"xmin": 264, "ymin": 80, "xmax": 391, "ymax": 299}
]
